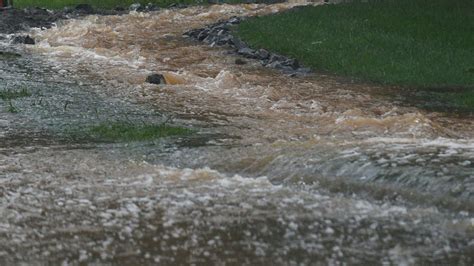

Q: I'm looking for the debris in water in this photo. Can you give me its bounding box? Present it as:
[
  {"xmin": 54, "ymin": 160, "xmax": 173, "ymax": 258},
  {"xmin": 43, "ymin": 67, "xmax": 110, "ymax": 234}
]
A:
[
  {"xmin": 12, "ymin": 35, "xmax": 35, "ymax": 45},
  {"xmin": 146, "ymin": 74, "xmax": 167, "ymax": 85}
]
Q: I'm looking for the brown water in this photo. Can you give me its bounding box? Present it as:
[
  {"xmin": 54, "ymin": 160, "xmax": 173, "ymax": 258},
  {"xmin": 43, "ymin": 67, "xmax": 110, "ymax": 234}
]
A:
[{"xmin": 1, "ymin": 2, "xmax": 474, "ymax": 265}]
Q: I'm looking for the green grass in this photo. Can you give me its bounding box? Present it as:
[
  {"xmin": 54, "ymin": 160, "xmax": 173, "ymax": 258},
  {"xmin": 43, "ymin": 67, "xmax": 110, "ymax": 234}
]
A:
[
  {"xmin": 14, "ymin": 0, "xmax": 200, "ymax": 9},
  {"xmin": 0, "ymin": 87, "xmax": 31, "ymax": 100},
  {"xmin": 455, "ymin": 90, "xmax": 474, "ymax": 108},
  {"xmin": 0, "ymin": 51, "xmax": 22, "ymax": 60},
  {"xmin": 6, "ymin": 100, "xmax": 19, "ymax": 113},
  {"xmin": 1, "ymin": 88, "xmax": 30, "ymax": 113},
  {"xmin": 436, "ymin": 89, "xmax": 474, "ymax": 109},
  {"xmin": 89, "ymin": 122, "xmax": 192, "ymax": 142},
  {"xmin": 236, "ymin": 0, "xmax": 474, "ymax": 107}
]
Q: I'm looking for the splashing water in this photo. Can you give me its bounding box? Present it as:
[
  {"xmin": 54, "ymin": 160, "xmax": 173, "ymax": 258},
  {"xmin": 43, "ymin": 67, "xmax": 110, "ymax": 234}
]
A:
[{"xmin": 1, "ymin": 2, "xmax": 473, "ymax": 264}]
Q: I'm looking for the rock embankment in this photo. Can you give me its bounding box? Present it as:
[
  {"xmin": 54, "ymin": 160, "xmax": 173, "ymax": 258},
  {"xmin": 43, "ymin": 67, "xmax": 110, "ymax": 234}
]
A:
[
  {"xmin": 0, "ymin": 4, "xmax": 130, "ymax": 35},
  {"xmin": 184, "ymin": 17, "xmax": 310, "ymax": 73},
  {"xmin": 0, "ymin": 7, "xmax": 65, "ymax": 34}
]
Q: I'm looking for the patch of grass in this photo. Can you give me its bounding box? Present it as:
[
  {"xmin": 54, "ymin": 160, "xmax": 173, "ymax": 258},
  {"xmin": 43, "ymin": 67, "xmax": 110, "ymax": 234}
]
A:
[
  {"xmin": 455, "ymin": 91, "xmax": 474, "ymax": 108},
  {"xmin": 0, "ymin": 87, "xmax": 31, "ymax": 100},
  {"xmin": 236, "ymin": 0, "xmax": 474, "ymax": 91},
  {"xmin": 436, "ymin": 89, "xmax": 474, "ymax": 110},
  {"xmin": 7, "ymin": 100, "xmax": 19, "ymax": 113},
  {"xmin": 89, "ymin": 122, "xmax": 192, "ymax": 142},
  {"xmin": 0, "ymin": 51, "xmax": 22, "ymax": 60},
  {"xmin": 14, "ymin": 0, "xmax": 201, "ymax": 9}
]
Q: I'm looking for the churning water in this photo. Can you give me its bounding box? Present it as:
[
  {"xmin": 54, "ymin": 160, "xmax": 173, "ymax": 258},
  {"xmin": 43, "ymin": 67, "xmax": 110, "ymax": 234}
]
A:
[{"xmin": 1, "ymin": 2, "xmax": 473, "ymax": 264}]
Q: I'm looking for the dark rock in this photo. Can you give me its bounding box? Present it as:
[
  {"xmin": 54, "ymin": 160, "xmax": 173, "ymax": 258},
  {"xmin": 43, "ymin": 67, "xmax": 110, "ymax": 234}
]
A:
[
  {"xmin": 114, "ymin": 6, "xmax": 126, "ymax": 12},
  {"xmin": 268, "ymin": 54, "xmax": 286, "ymax": 63},
  {"xmin": 129, "ymin": 3, "xmax": 142, "ymax": 12},
  {"xmin": 256, "ymin": 49, "xmax": 270, "ymax": 60},
  {"xmin": 297, "ymin": 67, "xmax": 311, "ymax": 73},
  {"xmin": 197, "ymin": 30, "xmax": 210, "ymax": 41},
  {"xmin": 267, "ymin": 61, "xmax": 289, "ymax": 71},
  {"xmin": 146, "ymin": 74, "xmax": 166, "ymax": 85},
  {"xmin": 211, "ymin": 25, "xmax": 226, "ymax": 32},
  {"xmin": 75, "ymin": 4, "xmax": 94, "ymax": 14},
  {"xmin": 235, "ymin": 58, "xmax": 247, "ymax": 65},
  {"xmin": 168, "ymin": 3, "xmax": 188, "ymax": 9},
  {"xmin": 203, "ymin": 35, "xmax": 216, "ymax": 44},
  {"xmin": 266, "ymin": 58, "xmax": 300, "ymax": 71},
  {"xmin": 24, "ymin": 7, "xmax": 50, "ymax": 16},
  {"xmin": 232, "ymin": 37, "xmax": 247, "ymax": 50},
  {"xmin": 237, "ymin": 47, "xmax": 256, "ymax": 58},
  {"xmin": 63, "ymin": 6, "xmax": 74, "ymax": 14},
  {"xmin": 227, "ymin": 17, "xmax": 241, "ymax": 25},
  {"xmin": 12, "ymin": 35, "xmax": 35, "ymax": 45},
  {"xmin": 0, "ymin": 8, "xmax": 65, "ymax": 34},
  {"xmin": 283, "ymin": 58, "xmax": 300, "ymax": 69},
  {"xmin": 145, "ymin": 3, "xmax": 160, "ymax": 11},
  {"xmin": 215, "ymin": 28, "xmax": 228, "ymax": 36},
  {"xmin": 183, "ymin": 28, "xmax": 200, "ymax": 38},
  {"xmin": 216, "ymin": 35, "xmax": 232, "ymax": 45},
  {"xmin": 185, "ymin": 16, "xmax": 309, "ymax": 74}
]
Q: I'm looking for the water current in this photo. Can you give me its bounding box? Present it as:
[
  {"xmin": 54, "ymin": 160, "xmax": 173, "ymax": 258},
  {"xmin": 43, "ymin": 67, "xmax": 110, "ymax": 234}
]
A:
[{"xmin": 1, "ymin": 2, "xmax": 473, "ymax": 264}]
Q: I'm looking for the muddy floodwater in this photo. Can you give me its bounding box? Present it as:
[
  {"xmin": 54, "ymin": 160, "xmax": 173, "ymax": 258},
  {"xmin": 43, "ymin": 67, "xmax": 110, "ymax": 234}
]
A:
[{"xmin": 1, "ymin": 2, "xmax": 473, "ymax": 265}]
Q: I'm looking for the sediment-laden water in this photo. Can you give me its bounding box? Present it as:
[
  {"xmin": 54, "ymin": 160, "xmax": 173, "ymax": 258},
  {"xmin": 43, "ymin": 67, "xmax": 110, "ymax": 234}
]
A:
[{"xmin": 1, "ymin": 2, "xmax": 473, "ymax": 264}]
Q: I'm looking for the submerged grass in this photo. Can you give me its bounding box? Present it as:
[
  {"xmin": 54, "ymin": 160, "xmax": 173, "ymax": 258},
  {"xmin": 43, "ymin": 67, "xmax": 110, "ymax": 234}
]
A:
[
  {"xmin": 236, "ymin": 0, "xmax": 474, "ymax": 108},
  {"xmin": 0, "ymin": 87, "xmax": 31, "ymax": 100},
  {"xmin": 0, "ymin": 51, "xmax": 22, "ymax": 60},
  {"xmin": 7, "ymin": 100, "xmax": 19, "ymax": 113},
  {"xmin": 89, "ymin": 122, "xmax": 192, "ymax": 142},
  {"xmin": 14, "ymin": 0, "xmax": 200, "ymax": 9}
]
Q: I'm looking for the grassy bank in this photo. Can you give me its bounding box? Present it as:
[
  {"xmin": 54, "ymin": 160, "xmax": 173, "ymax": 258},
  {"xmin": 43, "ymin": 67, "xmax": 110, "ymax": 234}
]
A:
[
  {"xmin": 13, "ymin": 0, "xmax": 199, "ymax": 9},
  {"xmin": 236, "ymin": 0, "xmax": 474, "ymax": 108}
]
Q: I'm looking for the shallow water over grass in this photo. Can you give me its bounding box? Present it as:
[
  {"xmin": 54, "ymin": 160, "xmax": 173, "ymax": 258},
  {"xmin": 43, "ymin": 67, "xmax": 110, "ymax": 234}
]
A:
[{"xmin": 1, "ymin": 2, "xmax": 474, "ymax": 264}]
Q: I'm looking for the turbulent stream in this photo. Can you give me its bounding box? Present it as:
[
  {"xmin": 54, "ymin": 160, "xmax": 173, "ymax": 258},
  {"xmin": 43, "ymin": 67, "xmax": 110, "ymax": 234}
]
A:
[{"xmin": 1, "ymin": 2, "xmax": 473, "ymax": 265}]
